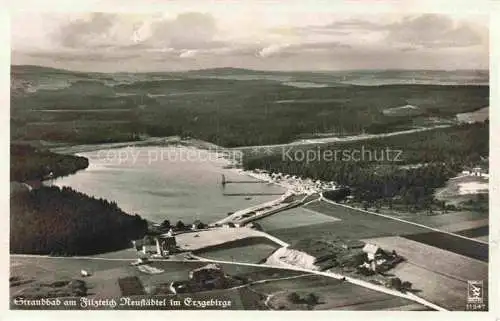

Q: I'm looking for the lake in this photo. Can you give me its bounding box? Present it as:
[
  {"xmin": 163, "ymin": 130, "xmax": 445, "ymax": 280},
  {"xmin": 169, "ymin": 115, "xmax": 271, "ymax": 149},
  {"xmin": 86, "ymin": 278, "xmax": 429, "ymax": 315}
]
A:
[{"xmin": 47, "ymin": 146, "xmax": 285, "ymax": 224}]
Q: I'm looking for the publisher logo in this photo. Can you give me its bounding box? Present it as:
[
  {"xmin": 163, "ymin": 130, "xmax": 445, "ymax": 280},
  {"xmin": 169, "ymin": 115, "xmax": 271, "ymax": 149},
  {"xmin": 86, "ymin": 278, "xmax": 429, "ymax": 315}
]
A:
[{"xmin": 467, "ymin": 280, "xmax": 483, "ymax": 304}]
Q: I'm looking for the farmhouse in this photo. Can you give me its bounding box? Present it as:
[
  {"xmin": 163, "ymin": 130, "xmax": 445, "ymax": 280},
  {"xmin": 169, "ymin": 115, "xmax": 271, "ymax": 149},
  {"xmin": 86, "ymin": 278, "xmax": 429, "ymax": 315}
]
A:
[
  {"xmin": 362, "ymin": 243, "xmax": 383, "ymax": 261},
  {"xmin": 157, "ymin": 235, "xmax": 177, "ymax": 255},
  {"xmin": 132, "ymin": 234, "xmax": 177, "ymax": 256}
]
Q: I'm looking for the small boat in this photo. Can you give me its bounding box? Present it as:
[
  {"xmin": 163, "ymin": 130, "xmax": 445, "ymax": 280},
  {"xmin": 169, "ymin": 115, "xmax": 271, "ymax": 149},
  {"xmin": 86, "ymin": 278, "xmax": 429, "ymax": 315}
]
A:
[{"xmin": 245, "ymin": 196, "xmax": 252, "ymax": 200}]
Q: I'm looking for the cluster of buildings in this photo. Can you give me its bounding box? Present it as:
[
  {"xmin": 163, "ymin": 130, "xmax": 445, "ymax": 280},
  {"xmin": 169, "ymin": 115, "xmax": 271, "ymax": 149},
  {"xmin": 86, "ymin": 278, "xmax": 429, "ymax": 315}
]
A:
[
  {"xmin": 169, "ymin": 264, "xmax": 227, "ymax": 294},
  {"xmin": 250, "ymin": 170, "xmax": 336, "ymax": 195},
  {"xmin": 461, "ymin": 166, "xmax": 489, "ymax": 178},
  {"xmin": 357, "ymin": 243, "xmax": 404, "ymax": 275}
]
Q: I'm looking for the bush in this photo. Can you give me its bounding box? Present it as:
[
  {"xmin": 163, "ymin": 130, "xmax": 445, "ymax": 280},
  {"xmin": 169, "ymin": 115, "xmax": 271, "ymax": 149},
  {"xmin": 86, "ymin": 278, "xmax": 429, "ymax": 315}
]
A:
[{"xmin": 287, "ymin": 292, "xmax": 301, "ymax": 303}]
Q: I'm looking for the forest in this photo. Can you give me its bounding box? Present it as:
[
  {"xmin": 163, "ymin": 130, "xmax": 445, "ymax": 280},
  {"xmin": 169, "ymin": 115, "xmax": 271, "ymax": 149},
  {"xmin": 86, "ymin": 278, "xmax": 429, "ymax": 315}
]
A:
[
  {"xmin": 11, "ymin": 144, "xmax": 89, "ymax": 182},
  {"xmin": 243, "ymin": 122, "xmax": 489, "ymax": 211},
  {"xmin": 11, "ymin": 65, "xmax": 489, "ymax": 147},
  {"xmin": 10, "ymin": 185, "xmax": 148, "ymax": 255}
]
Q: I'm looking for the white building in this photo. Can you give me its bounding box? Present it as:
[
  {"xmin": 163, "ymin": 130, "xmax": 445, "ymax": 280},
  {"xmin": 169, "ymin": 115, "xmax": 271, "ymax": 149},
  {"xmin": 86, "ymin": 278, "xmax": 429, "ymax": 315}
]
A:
[{"xmin": 362, "ymin": 243, "xmax": 383, "ymax": 261}]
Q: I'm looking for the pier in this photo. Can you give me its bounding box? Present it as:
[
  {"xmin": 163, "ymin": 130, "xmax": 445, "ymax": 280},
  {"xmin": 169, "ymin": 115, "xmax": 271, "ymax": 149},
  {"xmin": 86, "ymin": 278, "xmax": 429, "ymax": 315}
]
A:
[{"xmin": 221, "ymin": 174, "xmax": 264, "ymax": 187}]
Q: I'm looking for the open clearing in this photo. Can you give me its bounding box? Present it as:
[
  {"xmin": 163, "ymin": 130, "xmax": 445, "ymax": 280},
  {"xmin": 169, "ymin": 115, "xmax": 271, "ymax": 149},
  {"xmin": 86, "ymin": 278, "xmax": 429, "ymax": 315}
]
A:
[
  {"xmin": 435, "ymin": 174, "xmax": 488, "ymax": 205},
  {"xmin": 362, "ymin": 236, "xmax": 488, "ymax": 310}
]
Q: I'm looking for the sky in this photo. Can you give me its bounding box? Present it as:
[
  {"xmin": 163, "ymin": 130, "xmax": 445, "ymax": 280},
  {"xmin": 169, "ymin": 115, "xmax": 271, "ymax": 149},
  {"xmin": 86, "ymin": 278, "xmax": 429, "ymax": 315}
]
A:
[{"xmin": 10, "ymin": 1, "xmax": 490, "ymax": 72}]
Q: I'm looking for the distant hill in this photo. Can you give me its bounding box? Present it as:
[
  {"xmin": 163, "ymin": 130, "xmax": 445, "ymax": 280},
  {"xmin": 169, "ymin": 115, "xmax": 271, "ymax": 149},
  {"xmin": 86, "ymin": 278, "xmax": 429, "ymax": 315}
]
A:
[
  {"xmin": 187, "ymin": 67, "xmax": 279, "ymax": 75},
  {"xmin": 11, "ymin": 64, "xmax": 86, "ymax": 76}
]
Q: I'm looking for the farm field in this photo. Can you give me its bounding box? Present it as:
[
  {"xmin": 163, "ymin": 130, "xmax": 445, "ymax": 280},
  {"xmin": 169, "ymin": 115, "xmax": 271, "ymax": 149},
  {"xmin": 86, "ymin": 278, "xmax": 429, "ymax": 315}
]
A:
[
  {"xmin": 194, "ymin": 242, "xmax": 278, "ymax": 263},
  {"xmin": 266, "ymin": 201, "xmax": 428, "ymax": 244},
  {"xmin": 255, "ymin": 206, "xmax": 341, "ymax": 231},
  {"xmin": 429, "ymin": 217, "xmax": 489, "ymax": 233},
  {"xmin": 475, "ymin": 235, "xmax": 489, "ymax": 242},
  {"xmin": 253, "ymin": 275, "xmax": 427, "ymax": 311},
  {"xmin": 403, "ymin": 231, "xmax": 488, "ymax": 262},
  {"xmin": 379, "ymin": 210, "xmax": 488, "ymax": 229},
  {"xmin": 362, "ymin": 236, "xmax": 488, "ymax": 310},
  {"xmin": 455, "ymin": 226, "xmax": 488, "ymax": 238}
]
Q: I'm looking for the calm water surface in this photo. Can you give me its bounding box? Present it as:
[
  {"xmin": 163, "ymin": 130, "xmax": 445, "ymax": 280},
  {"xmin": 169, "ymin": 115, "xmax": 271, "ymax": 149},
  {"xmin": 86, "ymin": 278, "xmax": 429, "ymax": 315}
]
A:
[{"xmin": 48, "ymin": 146, "xmax": 285, "ymax": 224}]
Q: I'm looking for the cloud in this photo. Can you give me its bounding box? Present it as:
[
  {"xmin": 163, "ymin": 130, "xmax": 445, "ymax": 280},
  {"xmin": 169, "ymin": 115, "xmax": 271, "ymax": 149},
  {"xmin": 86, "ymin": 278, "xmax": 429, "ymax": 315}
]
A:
[
  {"xmin": 51, "ymin": 12, "xmax": 224, "ymax": 51},
  {"xmin": 53, "ymin": 13, "xmax": 118, "ymax": 48},
  {"xmin": 385, "ymin": 14, "xmax": 485, "ymax": 48},
  {"xmin": 284, "ymin": 14, "xmax": 486, "ymax": 49},
  {"xmin": 258, "ymin": 44, "xmax": 291, "ymax": 58},
  {"xmin": 257, "ymin": 42, "xmax": 351, "ymax": 58},
  {"xmin": 12, "ymin": 12, "xmax": 488, "ymax": 71},
  {"xmin": 148, "ymin": 12, "xmax": 219, "ymax": 49}
]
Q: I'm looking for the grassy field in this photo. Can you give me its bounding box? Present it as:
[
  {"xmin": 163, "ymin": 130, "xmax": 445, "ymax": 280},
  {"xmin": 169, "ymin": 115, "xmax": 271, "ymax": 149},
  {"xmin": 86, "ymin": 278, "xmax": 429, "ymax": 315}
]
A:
[
  {"xmin": 253, "ymin": 274, "xmax": 427, "ymax": 311},
  {"xmin": 404, "ymin": 212, "xmax": 488, "ymax": 231},
  {"xmin": 195, "ymin": 243, "xmax": 278, "ymax": 264},
  {"xmin": 265, "ymin": 201, "xmax": 428, "ymax": 244},
  {"xmin": 362, "ymin": 236, "xmax": 488, "ymax": 310},
  {"xmin": 175, "ymin": 228, "xmax": 273, "ymax": 251},
  {"xmin": 255, "ymin": 206, "xmax": 340, "ymax": 231}
]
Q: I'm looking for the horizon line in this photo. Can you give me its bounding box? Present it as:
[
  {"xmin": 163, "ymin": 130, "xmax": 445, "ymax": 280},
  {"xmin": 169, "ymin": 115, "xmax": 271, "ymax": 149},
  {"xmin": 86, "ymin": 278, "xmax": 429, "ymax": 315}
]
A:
[{"xmin": 10, "ymin": 63, "xmax": 490, "ymax": 74}]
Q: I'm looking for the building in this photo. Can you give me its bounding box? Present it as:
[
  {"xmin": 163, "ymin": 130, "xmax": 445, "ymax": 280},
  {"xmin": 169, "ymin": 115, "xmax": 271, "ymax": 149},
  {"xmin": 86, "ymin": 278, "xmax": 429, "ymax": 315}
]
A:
[
  {"xmin": 157, "ymin": 235, "xmax": 177, "ymax": 256},
  {"xmin": 191, "ymin": 220, "xmax": 205, "ymax": 231},
  {"xmin": 462, "ymin": 167, "xmax": 488, "ymax": 178},
  {"xmin": 188, "ymin": 264, "xmax": 226, "ymax": 289},
  {"xmin": 362, "ymin": 243, "xmax": 383, "ymax": 261},
  {"xmin": 472, "ymin": 167, "xmax": 488, "ymax": 177},
  {"xmin": 132, "ymin": 235, "xmax": 176, "ymax": 256},
  {"xmin": 131, "ymin": 237, "xmax": 158, "ymax": 255}
]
